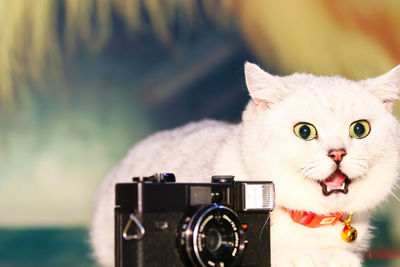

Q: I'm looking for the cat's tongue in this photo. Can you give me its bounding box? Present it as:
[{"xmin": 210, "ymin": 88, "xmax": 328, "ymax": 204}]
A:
[{"xmin": 324, "ymin": 170, "xmax": 346, "ymax": 189}]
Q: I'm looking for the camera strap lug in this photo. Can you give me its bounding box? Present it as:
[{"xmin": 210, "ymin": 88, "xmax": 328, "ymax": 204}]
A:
[{"xmin": 123, "ymin": 213, "xmax": 146, "ymax": 241}]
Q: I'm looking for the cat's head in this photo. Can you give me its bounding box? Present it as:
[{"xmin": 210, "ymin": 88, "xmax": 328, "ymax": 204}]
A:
[{"xmin": 242, "ymin": 62, "xmax": 400, "ymax": 214}]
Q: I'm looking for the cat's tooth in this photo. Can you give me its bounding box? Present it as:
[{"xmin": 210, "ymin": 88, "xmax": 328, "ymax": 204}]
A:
[{"xmin": 341, "ymin": 183, "xmax": 345, "ymax": 190}]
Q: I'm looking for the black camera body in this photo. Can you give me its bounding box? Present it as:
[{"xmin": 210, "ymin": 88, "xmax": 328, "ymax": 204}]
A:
[{"xmin": 115, "ymin": 174, "xmax": 274, "ymax": 267}]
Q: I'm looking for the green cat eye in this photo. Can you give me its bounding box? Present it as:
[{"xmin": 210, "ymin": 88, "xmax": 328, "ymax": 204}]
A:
[
  {"xmin": 349, "ymin": 120, "xmax": 370, "ymax": 139},
  {"xmin": 294, "ymin": 122, "xmax": 317, "ymax": 141}
]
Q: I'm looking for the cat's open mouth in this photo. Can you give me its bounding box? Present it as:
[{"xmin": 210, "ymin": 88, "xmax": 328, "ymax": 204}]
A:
[{"xmin": 319, "ymin": 169, "xmax": 351, "ymax": 196}]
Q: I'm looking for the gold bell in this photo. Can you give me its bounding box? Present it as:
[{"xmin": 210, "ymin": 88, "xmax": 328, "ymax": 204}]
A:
[{"xmin": 341, "ymin": 213, "xmax": 357, "ymax": 242}]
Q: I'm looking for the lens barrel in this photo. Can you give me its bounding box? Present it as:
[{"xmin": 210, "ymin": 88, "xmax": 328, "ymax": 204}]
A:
[{"xmin": 178, "ymin": 204, "xmax": 245, "ymax": 267}]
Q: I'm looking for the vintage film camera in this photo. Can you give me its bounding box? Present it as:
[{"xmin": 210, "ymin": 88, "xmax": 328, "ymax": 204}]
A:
[{"xmin": 115, "ymin": 173, "xmax": 275, "ymax": 267}]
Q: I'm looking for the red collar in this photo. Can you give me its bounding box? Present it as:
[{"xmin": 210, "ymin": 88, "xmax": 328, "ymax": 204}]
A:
[{"xmin": 281, "ymin": 207, "xmax": 344, "ymax": 228}]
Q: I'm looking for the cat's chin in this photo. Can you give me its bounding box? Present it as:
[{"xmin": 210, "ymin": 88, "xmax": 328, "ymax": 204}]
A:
[{"xmin": 318, "ymin": 169, "xmax": 351, "ymax": 196}]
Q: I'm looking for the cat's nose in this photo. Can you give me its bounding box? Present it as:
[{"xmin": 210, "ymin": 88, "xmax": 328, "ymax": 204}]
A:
[{"xmin": 329, "ymin": 149, "xmax": 346, "ymax": 163}]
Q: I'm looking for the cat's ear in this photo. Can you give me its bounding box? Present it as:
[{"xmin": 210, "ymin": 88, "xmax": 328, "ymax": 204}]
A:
[
  {"xmin": 366, "ymin": 65, "xmax": 400, "ymax": 113},
  {"xmin": 244, "ymin": 62, "xmax": 287, "ymax": 113}
]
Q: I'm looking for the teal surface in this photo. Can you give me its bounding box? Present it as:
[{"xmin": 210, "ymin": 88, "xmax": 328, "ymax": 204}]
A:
[
  {"xmin": 0, "ymin": 228, "xmax": 97, "ymax": 267},
  {"xmin": 0, "ymin": 227, "xmax": 397, "ymax": 267}
]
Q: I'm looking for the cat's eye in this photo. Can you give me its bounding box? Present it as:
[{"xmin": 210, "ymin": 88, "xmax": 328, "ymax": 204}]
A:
[
  {"xmin": 349, "ymin": 120, "xmax": 370, "ymax": 139},
  {"xmin": 293, "ymin": 122, "xmax": 317, "ymax": 141}
]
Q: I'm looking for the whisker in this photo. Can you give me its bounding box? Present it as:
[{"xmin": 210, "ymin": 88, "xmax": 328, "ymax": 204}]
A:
[
  {"xmin": 390, "ymin": 191, "xmax": 400, "ymax": 203},
  {"xmin": 258, "ymin": 213, "xmax": 271, "ymax": 241},
  {"xmin": 393, "ymin": 183, "xmax": 400, "ymax": 190},
  {"xmin": 300, "ymin": 166, "xmax": 314, "ymax": 173},
  {"xmin": 305, "ymin": 159, "xmax": 321, "ymax": 163},
  {"xmin": 300, "ymin": 159, "xmax": 324, "ymax": 171}
]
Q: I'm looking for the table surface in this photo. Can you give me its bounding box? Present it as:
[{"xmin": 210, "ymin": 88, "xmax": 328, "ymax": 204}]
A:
[{"xmin": 0, "ymin": 228, "xmax": 398, "ymax": 267}]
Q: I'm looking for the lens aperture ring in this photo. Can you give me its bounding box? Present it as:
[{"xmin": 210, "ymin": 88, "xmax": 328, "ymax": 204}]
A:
[{"xmin": 182, "ymin": 204, "xmax": 245, "ymax": 267}]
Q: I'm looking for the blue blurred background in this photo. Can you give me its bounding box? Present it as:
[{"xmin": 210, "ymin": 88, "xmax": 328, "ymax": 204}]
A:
[{"xmin": 0, "ymin": 1, "xmax": 399, "ymax": 266}]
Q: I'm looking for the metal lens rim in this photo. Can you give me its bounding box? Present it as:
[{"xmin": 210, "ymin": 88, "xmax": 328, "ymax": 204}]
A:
[{"xmin": 186, "ymin": 204, "xmax": 244, "ymax": 267}]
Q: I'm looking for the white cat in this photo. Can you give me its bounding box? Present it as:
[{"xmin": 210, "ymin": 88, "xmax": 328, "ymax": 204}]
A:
[{"xmin": 90, "ymin": 62, "xmax": 400, "ymax": 267}]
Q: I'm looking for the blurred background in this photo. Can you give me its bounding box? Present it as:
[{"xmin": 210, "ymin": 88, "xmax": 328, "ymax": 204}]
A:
[{"xmin": 0, "ymin": 0, "xmax": 399, "ymax": 266}]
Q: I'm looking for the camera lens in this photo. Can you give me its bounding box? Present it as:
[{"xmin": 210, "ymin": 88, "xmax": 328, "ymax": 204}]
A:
[
  {"xmin": 205, "ymin": 228, "xmax": 221, "ymax": 253},
  {"xmin": 178, "ymin": 204, "xmax": 245, "ymax": 267}
]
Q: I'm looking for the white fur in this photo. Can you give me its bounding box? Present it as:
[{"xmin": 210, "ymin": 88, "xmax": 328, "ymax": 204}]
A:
[{"xmin": 90, "ymin": 62, "xmax": 400, "ymax": 266}]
